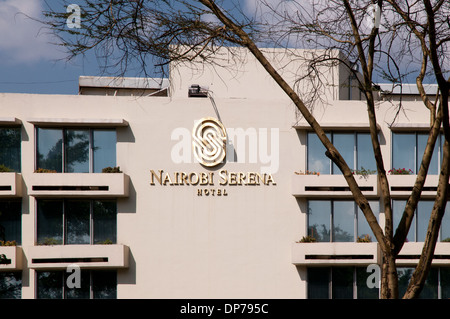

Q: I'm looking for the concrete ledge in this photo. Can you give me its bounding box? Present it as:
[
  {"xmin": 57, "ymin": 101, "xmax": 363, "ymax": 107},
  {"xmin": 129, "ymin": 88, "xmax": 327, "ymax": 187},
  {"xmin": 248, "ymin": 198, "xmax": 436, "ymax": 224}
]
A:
[
  {"xmin": 397, "ymin": 242, "xmax": 450, "ymax": 266},
  {"xmin": 388, "ymin": 175, "xmax": 444, "ymax": 198},
  {"xmin": 27, "ymin": 244, "xmax": 129, "ymax": 270},
  {"xmin": 291, "ymin": 242, "xmax": 380, "ymax": 266},
  {"xmin": 28, "ymin": 173, "xmax": 129, "ymax": 198},
  {"xmin": 0, "ymin": 173, "xmax": 22, "ymax": 197},
  {"xmin": 291, "ymin": 174, "xmax": 378, "ymax": 198},
  {"xmin": 0, "ymin": 246, "xmax": 23, "ymax": 271}
]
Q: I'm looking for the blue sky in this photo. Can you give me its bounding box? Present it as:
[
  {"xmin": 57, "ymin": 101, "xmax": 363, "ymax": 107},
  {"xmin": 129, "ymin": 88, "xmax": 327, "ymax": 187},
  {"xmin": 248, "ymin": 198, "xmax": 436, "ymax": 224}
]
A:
[
  {"xmin": 0, "ymin": 0, "xmax": 435, "ymax": 96},
  {"xmin": 0, "ymin": 0, "xmax": 105, "ymax": 95}
]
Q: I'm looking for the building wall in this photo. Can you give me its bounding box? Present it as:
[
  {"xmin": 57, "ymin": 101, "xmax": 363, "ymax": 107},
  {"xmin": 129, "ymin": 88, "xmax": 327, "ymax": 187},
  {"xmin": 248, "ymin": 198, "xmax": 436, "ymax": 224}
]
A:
[{"xmin": 0, "ymin": 47, "xmax": 440, "ymax": 299}]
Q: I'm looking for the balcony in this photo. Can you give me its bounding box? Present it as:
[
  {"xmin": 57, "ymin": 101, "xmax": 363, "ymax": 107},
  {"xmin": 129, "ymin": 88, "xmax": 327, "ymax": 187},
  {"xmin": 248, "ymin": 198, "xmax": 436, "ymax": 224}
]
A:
[
  {"xmin": 291, "ymin": 174, "xmax": 379, "ymax": 198},
  {"xmin": 291, "ymin": 242, "xmax": 380, "ymax": 266},
  {"xmin": 396, "ymin": 242, "xmax": 450, "ymax": 266},
  {"xmin": 0, "ymin": 172, "xmax": 22, "ymax": 197},
  {"xmin": 0, "ymin": 246, "xmax": 23, "ymax": 271},
  {"xmin": 388, "ymin": 174, "xmax": 443, "ymax": 198},
  {"xmin": 28, "ymin": 173, "xmax": 129, "ymax": 198},
  {"xmin": 27, "ymin": 244, "xmax": 130, "ymax": 270}
]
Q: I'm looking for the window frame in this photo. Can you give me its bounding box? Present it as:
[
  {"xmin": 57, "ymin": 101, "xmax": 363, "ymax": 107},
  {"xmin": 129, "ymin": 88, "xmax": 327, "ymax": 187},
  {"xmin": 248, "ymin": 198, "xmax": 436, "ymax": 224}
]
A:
[
  {"xmin": 306, "ymin": 131, "xmax": 377, "ymax": 175},
  {"xmin": 0, "ymin": 126, "xmax": 22, "ymax": 173},
  {"xmin": 35, "ymin": 270, "xmax": 117, "ymax": 299},
  {"xmin": 34, "ymin": 126, "xmax": 116, "ymax": 173},
  {"xmin": 35, "ymin": 199, "xmax": 117, "ymax": 246},
  {"xmin": 307, "ymin": 199, "xmax": 379, "ymax": 243},
  {"xmin": 391, "ymin": 131, "xmax": 443, "ymax": 175},
  {"xmin": 307, "ymin": 267, "xmax": 380, "ymax": 299},
  {"xmin": 393, "ymin": 199, "xmax": 450, "ymax": 243}
]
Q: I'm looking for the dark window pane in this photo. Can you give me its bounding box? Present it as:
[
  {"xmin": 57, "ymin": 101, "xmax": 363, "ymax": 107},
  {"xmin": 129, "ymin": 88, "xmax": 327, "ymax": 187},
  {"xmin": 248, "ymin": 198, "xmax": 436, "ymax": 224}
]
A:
[
  {"xmin": 417, "ymin": 201, "xmax": 433, "ymax": 242},
  {"xmin": 417, "ymin": 133, "xmax": 439, "ymax": 175},
  {"xmin": 307, "ymin": 268, "xmax": 330, "ymax": 299},
  {"xmin": 0, "ymin": 200, "xmax": 21, "ymax": 244},
  {"xmin": 65, "ymin": 200, "xmax": 91, "ymax": 245},
  {"xmin": 358, "ymin": 200, "xmax": 379, "ymax": 241},
  {"xmin": 37, "ymin": 200, "xmax": 63, "ymax": 245},
  {"xmin": 37, "ymin": 271, "xmax": 63, "ymax": 299},
  {"xmin": 0, "ymin": 272, "xmax": 21, "ymax": 299},
  {"xmin": 332, "ymin": 267, "xmax": 354, "ymax": 299},
  {"xmin": 397, "ymin": 267, "xmax": 414, "ymax": 297},
  {"xmin": 308, "ymin": 200, "xmax": 331, "ymax": 242},
  {"xmin": 307, "ymin": 132, "xmax": 331, "ymax": 174},
  {"xmin": 394, "ymin": 200, "xmax": 414, "ymax": 242},
  {"xmin": 333, "ymin": 201, "xmax": 354, "ymax": 242},
  {"xmin": 392, "ymin": 133, "xmax": 415, "ymax": 173},
  {"xmin": 0, "ymin": 127, "xmax": 21, "ymax": 172},
  {"xmin": 93, "ymin": 130, "xmax": 116, "ymax": 173},
  {"xmin": 441, "ymin": 204, "xmax": 450, "ymax": 242},
  {"xmin": 36, "ymin": 128, "xmax": 63, "ymax": 172},
  {"xmin": 357, "ymin": 133, "xmax": 376, "ymax": 172},
  {"xmin": 440, "ymin": 268, "xmax": 450, "ymax": 299},
  {"xmin": 65, "ymin": 129, "xmax": 90, "ymax": 173},
  {"xmin": 419, "ymin": 268, "xmax": 438, "ymax": 299},
  {"xmin": 92, "ymin": 271, "xmax": 117, "ymax": 299},
  {"xmin": 356, "ymin": 267, "xmax": 379, "ymax": 299},
  {"xmin": 93, "ymin": 200, "xmax": 117, "ymax": 244},
  {"xmin": 65, "ymin": 270, "xmax": 90, "ymax": 299},
  {"xmin": 332, "ymin": 133, "xmax": 354, "ymax": 174}
]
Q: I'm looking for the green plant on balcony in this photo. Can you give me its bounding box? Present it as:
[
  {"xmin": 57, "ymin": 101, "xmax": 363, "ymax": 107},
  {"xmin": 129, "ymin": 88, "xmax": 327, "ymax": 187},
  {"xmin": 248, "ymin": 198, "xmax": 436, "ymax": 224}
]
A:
[
  {"xmin": 295, "ymin": 170, "xmax": 320, "ymax": 176},
  {"xmin": 388, "ymin": 168, "xmax": 413, "ymax": 175},
  {"xmin": 34, "ymin": 168, "xmax": 57, "ymax": 173},
  {"xmin": 102, "ymin": 166, "xmax": 122, "ymax": 173},
  {"xmin": 97, "ymin": 239, "xmax": 113, "ymax": 245},
  {"xmin": 297, "ymin": 235, "xmax": 317, "ymax": 243},
  {"xmin": 38, "ymin": 237, "xmax": 61, "ymax": 246},
  {"xmin": 442, "ymin": 237, "xmax": 450, "ymax": 242},
  {"xmin": 0, "ymin": 240, "xmax": 17, "ymax": 246},
  {"xmin": 357, "ymin": 234, "xmax": 372, "ymax": 243},
  {"xmin": 352, "ymin": 167, "xmax": 377, "ymax": 180},
  {"xmin": 0, "ymin": 164, "xmax": 12, "ymax": 172}
]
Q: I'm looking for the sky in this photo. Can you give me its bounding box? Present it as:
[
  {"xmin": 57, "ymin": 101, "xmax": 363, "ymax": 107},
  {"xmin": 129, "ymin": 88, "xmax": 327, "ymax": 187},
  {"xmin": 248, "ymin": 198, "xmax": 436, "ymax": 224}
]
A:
[
  {"xmin": 0, "ymin": 0, "xmax": 438, "ymax": 96},
  {"xmin": 0, "ymin": 0, "xmax": 103, "ymax": 95}
]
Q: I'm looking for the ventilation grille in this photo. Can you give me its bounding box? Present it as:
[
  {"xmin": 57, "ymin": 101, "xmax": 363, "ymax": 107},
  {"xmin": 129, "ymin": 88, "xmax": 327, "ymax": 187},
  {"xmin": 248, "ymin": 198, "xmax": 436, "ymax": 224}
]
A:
[
  {"xmin": 305, "ymin": 254, "xmax": 374, "ymax": 260},
  {"xmin": 32, "ymin": 257, "xmax": 108, "ymax": 264},
  {"xmin": 32, "ymin": 186, "xmax": 109, "ymax": 191}
]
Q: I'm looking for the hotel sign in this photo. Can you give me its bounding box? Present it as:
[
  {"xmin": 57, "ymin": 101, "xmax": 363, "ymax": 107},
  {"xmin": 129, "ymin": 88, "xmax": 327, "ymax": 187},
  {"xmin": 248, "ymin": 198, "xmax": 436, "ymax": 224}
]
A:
[{"xmin": 150, "ymin": 117, "xmax": 277, "ymax": 196}]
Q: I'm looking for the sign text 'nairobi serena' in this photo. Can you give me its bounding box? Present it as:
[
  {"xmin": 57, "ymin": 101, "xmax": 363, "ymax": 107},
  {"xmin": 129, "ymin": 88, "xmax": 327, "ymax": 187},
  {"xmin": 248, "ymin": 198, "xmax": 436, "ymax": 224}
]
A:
[
  {"xmin": 149, "ymin": 169, "xmax": 276, "ymax": 196},
  {"xmin": 149, "ymin": 117, "xmax": 277, "ymax": 196}
]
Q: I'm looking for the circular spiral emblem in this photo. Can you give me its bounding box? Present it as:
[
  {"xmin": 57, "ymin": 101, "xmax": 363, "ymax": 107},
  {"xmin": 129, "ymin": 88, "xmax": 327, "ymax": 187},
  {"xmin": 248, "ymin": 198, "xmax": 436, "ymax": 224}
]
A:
[{"xmin": 192, "ymin": 117, "xmax": 227, "ymax": 167}]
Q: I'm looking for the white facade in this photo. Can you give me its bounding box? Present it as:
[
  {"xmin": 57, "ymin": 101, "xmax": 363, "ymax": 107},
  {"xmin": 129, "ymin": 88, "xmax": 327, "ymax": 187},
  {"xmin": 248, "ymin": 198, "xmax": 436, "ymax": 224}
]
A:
[{"xmin": 0, "ymin": 47, "xmax": 447, "ymax": 299}]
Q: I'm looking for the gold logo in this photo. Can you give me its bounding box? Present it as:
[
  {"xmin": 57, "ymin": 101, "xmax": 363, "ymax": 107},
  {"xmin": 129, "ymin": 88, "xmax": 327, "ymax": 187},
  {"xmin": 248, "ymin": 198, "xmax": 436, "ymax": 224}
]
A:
[{"xmin": 192, "ymin": 117, "xmax": 227, "ymax": 167}]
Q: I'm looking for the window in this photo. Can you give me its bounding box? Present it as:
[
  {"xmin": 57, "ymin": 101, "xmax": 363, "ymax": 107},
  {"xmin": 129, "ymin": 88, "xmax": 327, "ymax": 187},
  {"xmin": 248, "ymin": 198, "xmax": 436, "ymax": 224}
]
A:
[
  {"xmin": 36, "ymin": 199, "xmax": 116, "ymax": 245},
  {"xmin": 0, "ymin": 200, "xmax": 21, "ymax": 245},
  {"xmin": 0, "ymin": 272, "xmax": 22, "ymax": 299},
  {"xmin": 393, "ymin": 200, "xmax": 450, "ymax": 242},
  {"xmin": 36, "ymin": 128, "xmax": 116, "ymax": 173},
  {"xmin": 392, "ymin": 132, "xmax": 443, "ymax": 174},
  {"xmin": 308, "ymin": 200, "xmax": 379, "ymax": 242},
  {"xmin": 307, "ymin": 132, "xmax": 376, "ymax": 174},
  {"xmin": 0, "ymin": 127, "xmax": 21, "ymax": 172},
  {"xmin": 307, "ymin": 267, "xmax": 379, "ymax": 299},
  {"xmin": 36, "ymin": 270, "xmax": 116, "ymax": 299}
]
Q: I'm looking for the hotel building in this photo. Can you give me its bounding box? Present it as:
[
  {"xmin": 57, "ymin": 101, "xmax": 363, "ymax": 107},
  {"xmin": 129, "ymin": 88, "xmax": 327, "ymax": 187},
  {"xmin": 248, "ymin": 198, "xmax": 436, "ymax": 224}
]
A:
[{"xmin": 0, "ymin": 47, "xmax": 449, "ymax": 299}]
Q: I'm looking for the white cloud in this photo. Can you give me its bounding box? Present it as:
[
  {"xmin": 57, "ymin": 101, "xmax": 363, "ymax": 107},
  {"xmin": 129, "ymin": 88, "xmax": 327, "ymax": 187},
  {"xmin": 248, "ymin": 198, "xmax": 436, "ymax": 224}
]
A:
[{"xmin": 0, "ymin": 0, "xmax": 64, "ymax": 64}]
